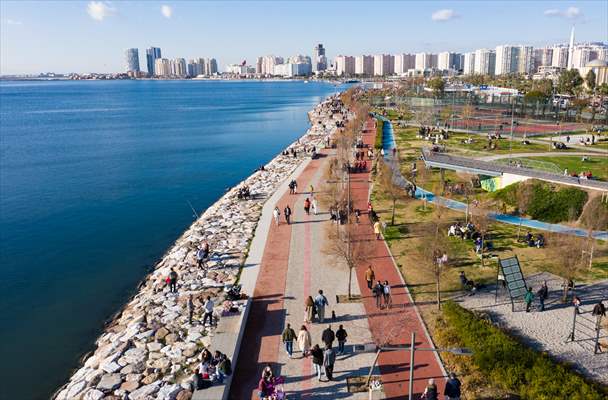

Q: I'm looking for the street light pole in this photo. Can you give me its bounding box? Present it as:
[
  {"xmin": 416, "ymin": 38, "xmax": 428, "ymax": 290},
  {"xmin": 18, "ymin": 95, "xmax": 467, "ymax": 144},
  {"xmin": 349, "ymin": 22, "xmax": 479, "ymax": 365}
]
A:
[{"xmin": 408, "ymin": 332, "xmax": 415, "ymax": 400}]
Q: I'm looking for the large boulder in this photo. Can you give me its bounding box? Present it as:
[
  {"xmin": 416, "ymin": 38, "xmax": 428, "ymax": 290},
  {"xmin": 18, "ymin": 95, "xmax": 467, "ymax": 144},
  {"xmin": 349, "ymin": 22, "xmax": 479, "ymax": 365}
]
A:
[
  {"xmin": 96, "ymin": 373, "xmax": 122, "ymax": 391},
  {"xmin": 128, "ymin": 382, "xmax": 160, "ymax": 400}
]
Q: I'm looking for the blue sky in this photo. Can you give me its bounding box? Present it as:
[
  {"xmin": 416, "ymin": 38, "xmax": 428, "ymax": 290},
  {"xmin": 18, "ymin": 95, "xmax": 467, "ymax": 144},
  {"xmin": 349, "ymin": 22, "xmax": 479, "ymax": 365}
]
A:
[{"xmin": 1, "ymin": 1, "xmax": 606, "ymax": 74}]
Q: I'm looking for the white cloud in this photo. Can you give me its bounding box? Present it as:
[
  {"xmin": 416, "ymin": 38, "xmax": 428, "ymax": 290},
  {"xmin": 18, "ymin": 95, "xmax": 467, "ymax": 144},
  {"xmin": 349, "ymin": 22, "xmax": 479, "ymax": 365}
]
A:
[
  {"xmin": 161, "ymin": 5, "xmax": 173, "ymax": 19},
  {"xmin": 4, "ymin": 19, "xmax": 23, "ymax": 25},
  {"xmin": 544, "ymin": 6, "xmax": 581, "ymax": 19},
  {"xmin": 87, "ymin": 1, "xmax": 115, "ymax": 21},
  {"xmin": 431, "ymin": 9, "xmax": 458, "ymax": 22}
]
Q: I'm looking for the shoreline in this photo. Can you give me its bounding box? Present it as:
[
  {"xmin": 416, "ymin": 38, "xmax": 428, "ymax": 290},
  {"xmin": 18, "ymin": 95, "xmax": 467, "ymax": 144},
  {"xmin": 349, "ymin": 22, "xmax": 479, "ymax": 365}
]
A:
[{"xmin": 54, "ymin": 94, "xmax": 346, "ymax": 400}]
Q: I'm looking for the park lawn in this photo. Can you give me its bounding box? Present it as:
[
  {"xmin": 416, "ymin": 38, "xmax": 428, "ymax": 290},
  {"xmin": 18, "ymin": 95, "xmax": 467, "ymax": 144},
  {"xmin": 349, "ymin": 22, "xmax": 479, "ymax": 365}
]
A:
[
  {"xmin": 528, "ymin": 155, "xmax": 608, "ymax": 181},
  {"xmin": 442, "ymin": 132, "xmax": 559, "ymax": 154},
  {"xmin": 370, "ymin": 180, "xmax": 608, "ymax": 398}
]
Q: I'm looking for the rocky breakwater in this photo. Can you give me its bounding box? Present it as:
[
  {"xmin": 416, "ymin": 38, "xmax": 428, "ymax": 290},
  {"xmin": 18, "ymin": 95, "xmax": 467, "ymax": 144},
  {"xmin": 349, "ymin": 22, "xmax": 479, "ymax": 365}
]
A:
[{"xmin": 55, "ymin": 95, "xmax": 351, "ymax": 400}]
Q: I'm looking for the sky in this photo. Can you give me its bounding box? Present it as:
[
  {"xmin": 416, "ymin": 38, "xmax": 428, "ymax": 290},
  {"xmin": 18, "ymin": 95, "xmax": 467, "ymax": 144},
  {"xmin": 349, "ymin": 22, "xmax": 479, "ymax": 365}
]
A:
[{"xmin": 1, "ymin": 0, "xmax": 607, "ymax": 74}]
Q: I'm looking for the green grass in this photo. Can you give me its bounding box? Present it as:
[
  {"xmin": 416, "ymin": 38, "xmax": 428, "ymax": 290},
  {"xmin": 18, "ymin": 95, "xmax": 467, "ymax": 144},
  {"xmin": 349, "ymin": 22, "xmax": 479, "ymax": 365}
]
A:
[
  {"xmin": 442, "ymin": 132, "xmax": 560, "ymax": 154},
  {"xmin": 528, "ymin": 155, "xmax": 608, "ymax": 181},
  {"xmin": 439, "ymin": 302, "xmax": 608, "ymax": 400}
]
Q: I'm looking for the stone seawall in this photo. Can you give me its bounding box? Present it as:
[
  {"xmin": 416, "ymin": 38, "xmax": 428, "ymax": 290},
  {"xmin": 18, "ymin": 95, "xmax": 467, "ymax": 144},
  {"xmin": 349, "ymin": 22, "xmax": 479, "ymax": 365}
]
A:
[{"xmin": 54, "ymin": 95, "xmax": 349, "ymax": 400}]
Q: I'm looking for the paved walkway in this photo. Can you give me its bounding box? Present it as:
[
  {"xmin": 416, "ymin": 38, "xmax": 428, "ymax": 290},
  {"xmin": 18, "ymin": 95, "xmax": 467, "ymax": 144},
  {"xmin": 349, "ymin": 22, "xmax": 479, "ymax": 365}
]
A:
[{"xmin": 230, "ymin": 119, "xmax": 447, "ymax": 399}]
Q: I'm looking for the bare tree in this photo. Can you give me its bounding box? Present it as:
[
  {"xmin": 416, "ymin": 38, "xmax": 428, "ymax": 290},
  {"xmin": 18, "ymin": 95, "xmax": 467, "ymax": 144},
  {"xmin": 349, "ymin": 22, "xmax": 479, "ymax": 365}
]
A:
[
  {"xmin": 461, "ymin": 104, "xmax": 474, "ymax": 130},
  {"xmin": 324, "ymin": 222, "xmax": 373, "ymax": 300},
  {"xmin": 547, "ymin": 233, "xmax": 587, "ymax": 302},
  {"xmin": 515, "ymin": 183, "xmax": 534, "ymax": 241},
  {"xmin": 471, "ymin": 206, "xmax": 492, "ymax": 267},
  {"xmin": 378, "ymin": 158, "xmax": 408, "ymax": 225}
]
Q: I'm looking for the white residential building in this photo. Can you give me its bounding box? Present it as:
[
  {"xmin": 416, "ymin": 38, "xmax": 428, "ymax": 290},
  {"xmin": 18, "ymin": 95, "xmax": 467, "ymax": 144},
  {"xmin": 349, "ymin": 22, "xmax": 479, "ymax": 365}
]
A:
[
  {"xmin": 335, "ymin": 55, "xmax": 355, "ymax": 76},
  {"xmin": 437, "ymin": 52, "xmax": 461, "ymax": 71},
  {"xmin": 474, "ymin": 49, "xmax": 496, "ymax": 75},
  {"xmin": 394, "ymin": 54, "xmax": 416, "ymax": 75},
  {"xmin": 551, "ymin": 46, "xmax": 569, "ymax": 69},
  {"xmin": 495, "ymin": 45, "xmax": 519, "ymax": 75},
  {"xmin": 171, "ymin": 58, "xmax": 187, "ymax": 77},
  {"xmin": 313, "ymin": 44, "xmax": 328, "ymax": 72},
  {"xmin": 226, "ymin": 64, "xmax": 248, "ymax": 75},
  {"xmin": 373, "ymin": 54, "xmax": 394, "ymax": 76},
  {"xmin": 355, "ymin": 55, "xmax": 374, "ymax": 75},
  {"xmin": 154, "ymin": 58, "xmax": 172, "ymax": 77},
  {"xmin": 518, "ymin": 46, "xmax": 534, "ymax": 74},
  {"xmin": 463, "ymin": 52, "xmax": 476, "ymax": 75},
  {"xmin": 415, "ymin": 52, "xmax": 432, "ymax": 70}
]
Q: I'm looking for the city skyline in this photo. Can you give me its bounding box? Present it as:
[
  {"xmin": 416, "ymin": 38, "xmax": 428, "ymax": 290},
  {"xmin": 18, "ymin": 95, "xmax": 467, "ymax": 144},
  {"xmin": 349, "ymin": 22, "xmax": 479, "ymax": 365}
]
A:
[{"xmin": 1, "ymin": 1, "xmax": 607, "ymax": 74}]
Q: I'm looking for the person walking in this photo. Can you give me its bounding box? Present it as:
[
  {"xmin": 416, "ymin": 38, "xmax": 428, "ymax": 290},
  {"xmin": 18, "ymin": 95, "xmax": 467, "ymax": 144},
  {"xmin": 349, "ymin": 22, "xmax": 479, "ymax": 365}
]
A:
[
  {"xmin": 365, "ymin": 265, "xmax": 375, "ymax": 291},
  {"xmin": 383, "ymin": 280, "xmax": 392, "ymax": 309},
  {"xmin": 288, "ymin": 180, "xmax": 295, "ymax": 194},
  {"xmin": 311, "ymin": 344, "xmax": 324, "ymax": 381},
  {"xmin": 524, "ymin": 287, "xmax": 534, "ymax": 313},
  {"xmin": 282, "ymin": 323, "xmax": 296, "ymax": 358},
  {"xmin": 304, "ymin": 198, "xmax": 311, "ymax": 215},
  {"xmin": 421, "ymin": 378, "xmax": 438, "ymax": 400},
  {"xmin": 321, "ymin": 324, "xmax": 335, "ymax": 349},
  {"xmin": 373, "ymin": 281, "xmax": 384, "ymax": 309},
  {"xmin": 444, "ymin": 372, "xmax": 462, "ymax": 400},
  {"xmin": 314, "ymin": 290, "xmax": 329, "ymax": 322},
  {"xmin": 203, "ymin": 296, "xmax": 214, "ymax": 326},
  {"xmin": 188, "ymin": 294, "xmax": 195, "ymax": 325},
  {"xmin": 336, "ymin": 325, "xmax": 348, "ymax": 355},
  {"xmin": 168, "ymin": 268, "xmax": 178, "ymax": 293},
  {"xmin": 537, "ymin": 282, "xmax": 548, "ymax": 312},
  {"xmin": 273, "ymin": 206, "xmax": 280, "ymax": 226},
  {"xmin": 297, "ymin": 325, "xmax": 312, "ymax": 357},
  {"xmin": 305, "ymin": 295, "xmax": 315, "ymax": 323},
  {"xmin": 309, "ymin": 184, "xmax": 314, "ymax": 195},
  {"xmin": 284, "ymin": 205, "xmax": 292, "ymax": 225},
  {"xmin": 374, "ymin": 220, "xmax": 382, "ymax": 240},
  {"xmin": 312, "ymin": 197, "xmax": 318, "ymax": 215},
  {"xmin": 323, "ymin": 345, "xmax": 336, "ymax": 381},
  {"xmin": 293, "ymin": 180, "xmax": 298, "ymax": 194}
]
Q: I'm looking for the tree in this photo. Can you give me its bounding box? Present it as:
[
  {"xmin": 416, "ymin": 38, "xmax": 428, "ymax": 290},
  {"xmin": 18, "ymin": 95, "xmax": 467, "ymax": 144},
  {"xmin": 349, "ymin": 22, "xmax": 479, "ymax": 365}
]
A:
[
  {"xmin": 557, "ymin": 69, "xmax": 584, "ymax": 96},
  {"xmin": 471, "ymin": 206, "xmax": 492, "ymax": 267},
  {"xmin": 324, "ymin": 220, "xmax": 373, "ymax": 300},
  {"xmin": 428, "ymin": 77, "xmax": 445, "ymax": 97},
  {"xmin": 415, "ymin": 197, "xmax": 454, "ymax": 310},
  {"xmin": 461, "ymin": 104, "xmax": 474, "ymax": 130},
  {"xmin": 585, "ymin": 69, "xmax": 597, "ymax": 91},
  {"xmin": 378, "ymin": 158, "xmax": 407, "ymax": 225},
  {"xmin": 547, "ymin": 233, "xmax": 586, "ymax": 302},
  {"xmin": 598, "ymin": 83, "xmax": 608, "ymax": 96}
]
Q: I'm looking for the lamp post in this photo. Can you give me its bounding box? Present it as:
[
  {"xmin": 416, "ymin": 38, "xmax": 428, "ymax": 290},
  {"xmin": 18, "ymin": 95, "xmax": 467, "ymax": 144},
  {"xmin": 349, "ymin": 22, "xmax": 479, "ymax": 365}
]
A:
[{"xmin": 382, "ymin": 334, "xmax": 473, "ymax": 400}]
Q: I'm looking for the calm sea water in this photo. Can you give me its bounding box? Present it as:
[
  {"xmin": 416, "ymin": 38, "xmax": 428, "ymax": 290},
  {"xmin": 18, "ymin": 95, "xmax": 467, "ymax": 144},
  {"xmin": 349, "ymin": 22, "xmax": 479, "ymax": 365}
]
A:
[{"xmin": 0, "ymin": 80, "xmax": 340, "ymax": 399}]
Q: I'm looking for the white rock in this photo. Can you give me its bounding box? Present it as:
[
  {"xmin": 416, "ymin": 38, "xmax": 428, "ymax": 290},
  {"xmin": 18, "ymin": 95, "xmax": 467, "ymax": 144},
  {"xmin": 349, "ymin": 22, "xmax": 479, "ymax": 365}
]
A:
[
  {"xmin": 128, "ymin": 382, "xmax": 160, "ymax": 400},
  {"xmin": 84, "ymin": 388, "xmax": 105, "ymax": 400},
  {"xmin": 101, "ymin": 361, "xmax": 121, "ymax": 373},
  {"xmin": 66, "ymin": 380, "xmax": 86, "ymax": 399},
  {"xmin": 155, "ymin": 383, "xmax": 182, "ymax": 400}
]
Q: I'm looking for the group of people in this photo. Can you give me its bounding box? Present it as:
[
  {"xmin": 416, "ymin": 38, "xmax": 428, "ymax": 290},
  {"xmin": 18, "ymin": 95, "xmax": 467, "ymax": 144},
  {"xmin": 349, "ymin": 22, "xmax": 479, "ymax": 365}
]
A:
[
  {"xmin": 421, "ymin": 373, "xmax": 462, "ymax": 400},
  {"xmin": 447, "ymin": 222, "xmax": 476, "ymax": 240},
  {"xmin": 524, "ymin": 282, "xmax": 549, "ymax": 312},
  {"xmin": 350, "ymin": 159, "xmax": 368, "ymax": 173},
  {"xmin": 237, "ymin": 185, "xmax": 252, "ymax": 200},
  {"xmin": 365, "ymin": 266, "xmax": 393, "ymax": 309},
  {"xmin": 192, "ymin": 348, "xmax": 232, "ymax": 390},
  {"xmin": 304, "ymin": 289, "xmax": 330, "ymax": 323},
  {"xmin": 459, "ymin": 271, "xmax": 481, "ymax": 295},
  {"xmin": 523, "ymin": 231, "xmax": 545, "ymax": 248}
]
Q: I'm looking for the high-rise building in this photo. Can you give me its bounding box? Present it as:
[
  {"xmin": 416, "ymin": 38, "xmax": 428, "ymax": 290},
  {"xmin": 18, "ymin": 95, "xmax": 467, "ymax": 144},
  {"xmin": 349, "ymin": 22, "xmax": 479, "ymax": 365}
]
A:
[
  {"xmin": 205, "ymin": 58, "xmax": 218, "ymax": 75},
  {"xmin": 154, "ymin": 58, "xmax": 171, "ymax": 77},
  {"xmin": 463, "ymin": 52, "xmax": 476, "ymax": 75},
  {"xmin": 313, "ymin": 44, "xmax": 327, "ymax": 72},
  {"xmin": 125, "ymin": 48, "xmax": 140, "ymax": 73},
  {"xmin": 373, "ymin": 54, "xmax": 394, "ymax": 76},
  {"xmin": 146, "ymin": 47, "xmax": 162, "ymax": 75},
  {"xmin": 437, "ymin": 52, "xmax": 461, "ymax": 70},
  {"xmin": 552, "ymin": 46, "xmax": 569, "ymax": 69},
  {"xmin": 198, "ymin": 58, "xmax": 207, "ymax": 75},
  {"xmin": 534, "ymin": 47, "xmax": 554, "ymax": 71},
  {"xmin": 335, "ymin": 55, "xmax": 355, "ymax": 76},
  {"xmin": 172, "ymin": 58, "xmax": 187, "ymax": 77},
  {"xmin": 474, "ymin": 49, "xmax": 496, "ymax": 75},
  {"xmin": 187, "ymin": 59, "xmax": 204, "ymax": 77},
  {"xmin": 518, "ymin": 46, "xmax": 534, "ymax": 74},
  {"xmin": 495, "ymin": 45, "xmax": 519, "ymax": 75},
  {"xmin": 415, "ymin": 53, "xmax": 432, "ymax": 70},
  {"xmin": 394, "ymin": 54, "xmax": 416, "ymax": 74},
  {"xmin": 355, "ymin": 55, "xmax": 374, "ymax": 76}
]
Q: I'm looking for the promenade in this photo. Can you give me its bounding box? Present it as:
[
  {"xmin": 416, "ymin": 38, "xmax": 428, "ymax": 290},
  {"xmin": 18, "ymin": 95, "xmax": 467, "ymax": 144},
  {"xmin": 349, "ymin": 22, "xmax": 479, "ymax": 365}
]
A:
[{"xmin": 230, "ymin": 117, "xmax": 445, "ymax": 399}]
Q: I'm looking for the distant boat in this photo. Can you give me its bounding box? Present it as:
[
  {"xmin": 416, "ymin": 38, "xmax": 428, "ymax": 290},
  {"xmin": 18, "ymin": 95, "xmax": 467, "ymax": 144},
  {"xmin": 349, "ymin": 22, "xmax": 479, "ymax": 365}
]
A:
[
  {"xmin": 303, "ymin": 80, "xmax": 309, "ymax": 83},
  {"xmin": 345, "ymin": 79, "xmax": 360, "ymax": 84}
]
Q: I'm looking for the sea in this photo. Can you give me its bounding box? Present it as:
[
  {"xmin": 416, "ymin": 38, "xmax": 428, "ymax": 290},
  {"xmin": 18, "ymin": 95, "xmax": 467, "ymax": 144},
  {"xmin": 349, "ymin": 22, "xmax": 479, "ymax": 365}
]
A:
[{"xmin": 0, "ymin": 79, "xmax": 342, "ymax": 400}]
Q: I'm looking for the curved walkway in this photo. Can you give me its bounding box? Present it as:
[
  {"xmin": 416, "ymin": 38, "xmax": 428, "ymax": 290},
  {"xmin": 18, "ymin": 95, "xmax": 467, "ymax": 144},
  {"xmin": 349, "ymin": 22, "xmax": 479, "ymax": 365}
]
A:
[{"xmin": 477, "ymin": 152, "xmax": 601, "ymax": 161}]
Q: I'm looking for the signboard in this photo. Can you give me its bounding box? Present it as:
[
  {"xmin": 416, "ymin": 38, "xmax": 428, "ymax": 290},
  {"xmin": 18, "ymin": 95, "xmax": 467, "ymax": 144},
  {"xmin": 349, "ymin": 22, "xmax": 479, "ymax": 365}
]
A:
[{"xmin": 498, "ymin": 256, "xmax": 527, "ymax": 311}]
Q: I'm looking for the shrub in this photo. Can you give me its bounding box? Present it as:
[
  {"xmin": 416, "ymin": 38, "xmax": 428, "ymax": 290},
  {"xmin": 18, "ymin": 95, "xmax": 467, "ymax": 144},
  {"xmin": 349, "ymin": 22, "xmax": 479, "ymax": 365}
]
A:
[
  {"xmin": 442, "ymin": 301, "xmax": 606, "ymax": 399},
  {"xmin": 493, "ymin": 180, "xmax": 588, "ymax": 223}
]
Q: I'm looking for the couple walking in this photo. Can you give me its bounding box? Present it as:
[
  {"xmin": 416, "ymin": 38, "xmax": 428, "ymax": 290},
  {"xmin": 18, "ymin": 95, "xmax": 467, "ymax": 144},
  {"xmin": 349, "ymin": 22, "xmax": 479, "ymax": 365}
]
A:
[
  {"xmin": 305, "ymin": 290, "xmax": 329, "ymax": 323},
  {"xmin": 365, "ymin": 266, "xmax": 392, "ymax": 309},
  {"xmin": 281, "ymin": 323, "xmax": 312, "ymax": 358}
]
